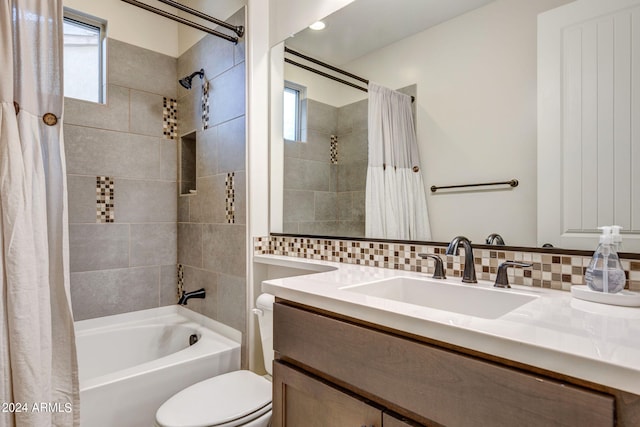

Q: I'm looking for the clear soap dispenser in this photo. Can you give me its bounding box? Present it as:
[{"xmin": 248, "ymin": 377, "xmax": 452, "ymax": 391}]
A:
[
  {"xmin": 585, "ymin": 226, "xmax": 626, "ymax": 293},
  {"xmin": 611, "ymin": 225, "xmax": 623, "ymax": 252}
]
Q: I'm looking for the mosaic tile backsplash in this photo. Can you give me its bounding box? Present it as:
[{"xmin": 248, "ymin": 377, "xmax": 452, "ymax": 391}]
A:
[{"xmin": 254, "ymin": 235, "xmax": 640, "ymax": 292}]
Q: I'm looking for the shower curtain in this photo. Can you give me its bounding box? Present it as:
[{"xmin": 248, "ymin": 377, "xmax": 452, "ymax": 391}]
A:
[
  {"xmin": 365, "ymin": 82, "xmax": 431, "ymax": 240},
  {"xmin": 0, "ymin": 1, "xmax": 79, "ymax": 426}
]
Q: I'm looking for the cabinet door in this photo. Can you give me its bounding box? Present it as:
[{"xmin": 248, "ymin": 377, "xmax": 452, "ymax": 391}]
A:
[
  {"xmin": 538, "ymin": 0, "xmax": 640, "ymax": 250},
  {"xmin": 273, "ymin": 361, "xmax": 382, "ymax": 427}
]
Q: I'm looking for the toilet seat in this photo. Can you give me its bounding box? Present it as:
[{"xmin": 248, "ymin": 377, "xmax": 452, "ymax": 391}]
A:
[{"xmin": 155, "ymin": 370, "xmax": 272, "ymax": 427}]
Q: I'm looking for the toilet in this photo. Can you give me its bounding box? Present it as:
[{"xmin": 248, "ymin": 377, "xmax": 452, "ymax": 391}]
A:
[{"xmin": 155, "ymin": 294, "xmax": 275, "ymax": 427}]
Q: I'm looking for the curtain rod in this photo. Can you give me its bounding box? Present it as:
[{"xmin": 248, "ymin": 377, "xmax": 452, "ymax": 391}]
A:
[
  {"xmin": 285, "ymin": 47, "xmax": 367, "ymax": 84},
  {"xmin": 284, "ymin": 58, "xmax": 368, "ymax": 93},
  {"xmin": 154, "ymin": 0, "xmax": 243, "ymax": 37},
  {"xmin": 284, "ymin": 47, "xmax": 415, "ymax": 102},
  {"xmin": 120, "ymin": 0, "xmax": 242, "ymax": 44}
]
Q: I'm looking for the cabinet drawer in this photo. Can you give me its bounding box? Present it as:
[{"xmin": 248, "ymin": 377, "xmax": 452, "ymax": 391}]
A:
[{"xmin": 274, "ymin": 302, "xmax": 614, "ymax": 427}]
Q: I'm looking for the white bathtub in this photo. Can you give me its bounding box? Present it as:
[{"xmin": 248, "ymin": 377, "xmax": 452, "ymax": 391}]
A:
[{"xmin": 75, "ymin": 305, "xmax": 241, "ymax": 427}]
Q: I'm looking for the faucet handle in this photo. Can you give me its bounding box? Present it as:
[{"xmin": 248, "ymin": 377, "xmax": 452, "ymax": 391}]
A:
[
  {"xmin": 418, "ymin": 253, "xmax": 446, "ymax": 279},
  {"xmin": 494, "ymin": 261, "xmax": 532, "ymax": 288}
]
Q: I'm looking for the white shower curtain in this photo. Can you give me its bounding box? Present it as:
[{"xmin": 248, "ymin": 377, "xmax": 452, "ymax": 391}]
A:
[
  {"xmin": 0, "ymin": 1, "xmax": 79, "ymax": 426},
  {"xmin": 365, "ymin": 82, "xmax": 431, "ymax": 240}
]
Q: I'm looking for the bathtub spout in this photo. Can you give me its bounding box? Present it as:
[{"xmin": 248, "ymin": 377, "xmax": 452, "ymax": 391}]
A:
[{"xmin": 178, "ymin": 288, "xmax": 206, "ymax": 305}]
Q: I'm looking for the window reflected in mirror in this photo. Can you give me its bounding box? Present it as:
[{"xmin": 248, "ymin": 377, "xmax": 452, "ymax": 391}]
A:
[{"xmin": 283, "ymin": 81, "xmax": 307, "ymax": 142}]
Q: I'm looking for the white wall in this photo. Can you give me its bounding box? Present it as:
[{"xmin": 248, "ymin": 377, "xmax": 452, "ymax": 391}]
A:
[
  {"xmin": 269, "ymin": 0, "xmax": 356, "ymax": 47},
  {"xmin": 178, "ymin": 0, "xmax": 246, "ymax": 55},
  {"xmin": 64, "ymin": 0, "xmax": 246, "ymax": 57},
  {"xmin": 64, "ymin": 0, "xmax": 180, "ymax": 56},
  {"xmin": 328, "ymin": 0, "xmax": 573, "ymax": 246},
  {"xmin": 284, "ymin": 62, "xmax": 367, "ymax": 107}
]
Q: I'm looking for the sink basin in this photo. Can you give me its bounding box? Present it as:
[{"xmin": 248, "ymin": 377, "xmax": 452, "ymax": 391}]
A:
[{"xmin": 341, "ymin": 277, "xmax": 538, "ymax": 319}]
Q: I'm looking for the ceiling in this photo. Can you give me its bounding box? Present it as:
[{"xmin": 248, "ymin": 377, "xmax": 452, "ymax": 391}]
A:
[{"xmin": 285, "ymin": 0, "xmax": 496, "ymax": 65}]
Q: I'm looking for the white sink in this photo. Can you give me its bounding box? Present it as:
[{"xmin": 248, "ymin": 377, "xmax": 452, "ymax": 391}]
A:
[{"xmin": 341, "ymin": 277, "xmax": 538, "ymax": 319}]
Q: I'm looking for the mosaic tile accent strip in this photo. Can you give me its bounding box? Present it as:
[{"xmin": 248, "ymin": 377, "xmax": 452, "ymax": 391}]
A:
[
  {"xmin": 201, "ymin": 80, "xmax": 210, "ymax": 130},
  {"xmin": 330, "ymin": 135, "xmax": 338, "ymax": 164},
  {"xmin": 96, "ymin": 176, "xmax": 114, "ymax": 223},
  {"xmin": 254, "ymin": 236, "xmax": 640, "ymax": 292},
  {"xmin": 225, "ymin": 172, "xmax": 235, "ymax": 224},
  {"xmin": 177, "ymin": 264, "xmax": 184, "ymax": 298},
  {"xmin": 163, "ymin": 97, "xmax": 178, "ymax": 139}
]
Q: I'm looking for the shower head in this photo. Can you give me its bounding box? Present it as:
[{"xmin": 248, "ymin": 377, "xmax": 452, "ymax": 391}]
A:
[{"xmin": 178, "ymin": 69, "xmax": 204, "ymax": 90}]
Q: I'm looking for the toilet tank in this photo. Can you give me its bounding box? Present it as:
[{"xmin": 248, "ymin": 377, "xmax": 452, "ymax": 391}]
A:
[{"xmin": 254, "ymin": 293, "xmax": 275, "ymax": 375}]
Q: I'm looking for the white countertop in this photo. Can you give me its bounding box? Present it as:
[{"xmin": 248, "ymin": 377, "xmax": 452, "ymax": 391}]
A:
[{"xmin": 257, "ymin": 254, "xmax": 640, "ymax": 395}]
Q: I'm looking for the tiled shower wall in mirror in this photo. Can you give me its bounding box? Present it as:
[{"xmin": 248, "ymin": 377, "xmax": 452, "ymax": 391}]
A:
[
  {"xmin": 284, "ymin": 97, "xmax": 367, "ymax": 237},
  {"xmin": 66, "ymin": 39, "xmax": 178, "ymax": 321},
  {"xmin": 283, "ymin": 85, "xmax": 416, "ymax": 238}
]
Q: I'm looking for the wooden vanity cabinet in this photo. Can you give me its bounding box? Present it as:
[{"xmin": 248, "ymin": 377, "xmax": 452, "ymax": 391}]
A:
[
  {"xmin": 273, "ymin": 361, "xmax": 418, "ymax": 427},
  {"xmin": 272, "ymin": 300, "xmax": 624, "ymax": 427},
  {"xmin": 273, "ymin": 361, "xmax": 381, "ymax": 427}
]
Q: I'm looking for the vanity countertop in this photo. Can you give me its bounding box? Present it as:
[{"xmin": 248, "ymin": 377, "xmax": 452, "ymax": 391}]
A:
[{"xmin": 257, "ymin": 254, "xmax": 640, "ymax": 395}]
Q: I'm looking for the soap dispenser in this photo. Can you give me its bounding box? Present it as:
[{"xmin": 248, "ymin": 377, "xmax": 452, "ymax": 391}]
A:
[
  {"xmin": 585, "ymin": 226, "xmax": 626, "ymax": 293},
  {"xmin": 611, "ymin": 225, "xmax": 623, "ymax": 252}
]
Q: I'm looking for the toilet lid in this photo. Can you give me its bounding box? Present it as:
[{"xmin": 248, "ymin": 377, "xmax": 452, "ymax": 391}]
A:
[{"xmin": 156, "ymin": 370, "xmax": 272, "ymax": 427}]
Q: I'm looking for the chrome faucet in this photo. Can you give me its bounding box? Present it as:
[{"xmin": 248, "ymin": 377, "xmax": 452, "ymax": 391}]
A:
[
  {"xmin": 485, "ymin": 233, "xmax": 505, "ymax": 245},
  {"xmin": 445, "ymin": 236, "xmax": 477, "ymax": 283},
  {"xmin": 178, "ymin": 288, "xmax": 206, "ymax": 305}
]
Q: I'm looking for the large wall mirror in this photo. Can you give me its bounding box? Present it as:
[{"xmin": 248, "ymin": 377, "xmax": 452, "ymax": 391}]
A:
[{"xmin": 270, "ymin": 0, "xmax": 640, "ymax": 254}]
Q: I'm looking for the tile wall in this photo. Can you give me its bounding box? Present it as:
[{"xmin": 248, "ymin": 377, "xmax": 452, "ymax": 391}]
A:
[
  {"xmin": 283, "ymin": 85, "xmax": 416, "ymax": 238},
  {"xmin": 176, "ymin": 8, "xmax": 248, "ymax": 362},
  {"xmin": 283, "ymin": 97, "xmax": 368, "ymax": 237},
  {"xmin": 336, "ymin": 98, "xmax": 367, "ymax": 236},
  {"xmin": 65, "ymin": 39, "xmax": 178, "ymax": 321},
  {"xmin": 283, "ymin": 98, "xmax": 338, "ymax": 235},
  {"xmin": 255, "ymin": 235, "xmax": 640, "ymax": 291}
]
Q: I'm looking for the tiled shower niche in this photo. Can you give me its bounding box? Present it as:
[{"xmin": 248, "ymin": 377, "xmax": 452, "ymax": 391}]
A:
[{"xmin": 180, "ymin": 131, "xmax": 197, "ymax": 195}]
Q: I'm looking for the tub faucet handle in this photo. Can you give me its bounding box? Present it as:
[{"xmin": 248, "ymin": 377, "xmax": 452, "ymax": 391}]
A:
[{"xmin": 178, "ymin": 288, "xmax": 206, "ymax": 305}]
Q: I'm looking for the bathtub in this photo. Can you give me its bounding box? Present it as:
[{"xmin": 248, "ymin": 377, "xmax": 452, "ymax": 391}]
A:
[{"xmin": 75, "ymin": 305, "xmax": 241, "ymax": 427}]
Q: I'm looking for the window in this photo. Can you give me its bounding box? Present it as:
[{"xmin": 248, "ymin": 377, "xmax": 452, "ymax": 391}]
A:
[
  {"xmin": 283, "ymin": 81, "xmax": 306, "ymax": 142},
  {"xmin": 63, "ymin": 10, "xmax": 106, "ymax": 103}
]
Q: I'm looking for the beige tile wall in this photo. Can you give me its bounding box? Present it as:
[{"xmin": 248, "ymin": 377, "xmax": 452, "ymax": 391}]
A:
[
  {"xmin": 177, "ymin": 8, "xmax": 248, "ymax": 365},
  {"xmin": 66, "ymin": 39, "xmax": 178, "ymax": 321}
]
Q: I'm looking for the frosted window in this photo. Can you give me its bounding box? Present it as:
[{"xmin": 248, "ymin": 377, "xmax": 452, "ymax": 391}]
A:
[
  {"xmin": 283, "ymin": 86, "xmax": 299, "ymax": 141},
  {"xmin": 63, "ymin": 15, "xmax": 104, "ymax": 103},
  {"xmin": 283, "ymin": 82, "xmax": 306, "ymax": 142}
]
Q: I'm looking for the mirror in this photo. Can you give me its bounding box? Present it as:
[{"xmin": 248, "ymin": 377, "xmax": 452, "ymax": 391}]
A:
[{"xmin": 272, "ymin": 0, "xmax": 640, "ymax": 252}]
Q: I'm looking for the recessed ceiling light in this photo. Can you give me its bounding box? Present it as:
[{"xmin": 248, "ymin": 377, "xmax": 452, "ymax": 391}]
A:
[{"xmin": 309, "ymin": 21, "xmax": 326, "ymax": 31}]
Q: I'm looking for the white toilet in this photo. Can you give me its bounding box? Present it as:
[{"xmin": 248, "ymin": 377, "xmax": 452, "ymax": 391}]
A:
[{"xmin": 155, "ymin": 294, "xmax": 275, "ymax": 427}]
